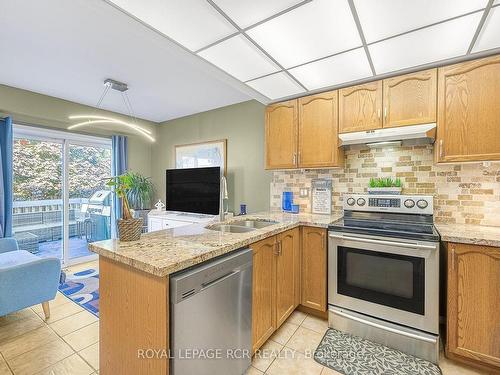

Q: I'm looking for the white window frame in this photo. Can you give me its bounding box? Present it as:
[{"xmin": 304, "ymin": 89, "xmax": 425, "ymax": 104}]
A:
[{"xmin": 13, "ymin": 124, "xmax": 112, "ymax": 266}]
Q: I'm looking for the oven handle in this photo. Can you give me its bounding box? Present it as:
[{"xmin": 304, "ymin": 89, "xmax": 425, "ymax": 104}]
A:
[
  {"xmin": 329, "ymin": 234, "xmax": 436, "ymax": 250},
  {"xmin": 333, "ymin": 309, "xmax": 437, "ymax": 344}
]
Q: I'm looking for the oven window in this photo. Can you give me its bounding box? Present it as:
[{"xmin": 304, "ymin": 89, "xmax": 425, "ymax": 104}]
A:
[{"xmin": 338, "ymin": 247, "xmax": 425, "ymax": 315}]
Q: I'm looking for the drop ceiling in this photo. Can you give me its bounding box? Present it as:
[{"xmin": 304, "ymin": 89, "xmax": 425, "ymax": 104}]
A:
[
  {"xmin": 109, "ymin": 0, "xmax": 500, "ymax": 102},
  {"xmin": 1, "ymin": 0, "xmax": 500, "ymax": 123}
]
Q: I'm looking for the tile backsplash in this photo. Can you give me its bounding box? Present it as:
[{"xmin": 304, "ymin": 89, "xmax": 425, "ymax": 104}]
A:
[{"xmin": 270, "ymin": 140, "xmax": 500, "ymax": 226}]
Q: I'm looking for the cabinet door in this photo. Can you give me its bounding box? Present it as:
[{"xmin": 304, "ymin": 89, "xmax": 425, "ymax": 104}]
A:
[
  {"xmin": 339, "ymin": 81, "xmax": 383, "ymax": 133},
  {"xmin": 301, "ymin": 227, "xmax": 327, "ymax": 311},
  {"xmin": 265, "ymin": 100, "xmax": 298, "ymax": 169},
  {"xmin": 148, "ymin": 218, "xmax": 163, "ymax": 232},
  {"xmin": 275, "ymin": 228, "xmax": 300, "ymax": 328},
  {"xmin": 437, "ymin": 55, "xmax": 500, "ymax": 162},
  {"xmin": 298, "ymin": 91, "xmax": 343, "ymax": 168},
  {"xmin": 251, "ymin": 236, "xmax": 276, "ymax": 353},
  {"xmin": 383, "ymin": 69, "xmax": 437, "ymax": 128},
  {"xmin": 447, "ymin": 243, "xmax": 500, "ymax": 369}
]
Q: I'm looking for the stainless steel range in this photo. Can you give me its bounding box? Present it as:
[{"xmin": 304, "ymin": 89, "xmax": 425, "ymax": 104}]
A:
[{"xmin": 328, "ymin": 194, "xmax": 440, "ymax": 363}]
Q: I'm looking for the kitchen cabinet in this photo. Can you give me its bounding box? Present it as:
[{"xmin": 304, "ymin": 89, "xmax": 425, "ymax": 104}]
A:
[
  {"xmin": 251, "ymin": 236, "xmax": 276, "ymax": 353},
  {"xmin": 339, "ymin": 81, "xmax": 383, "ymax": 133},
  {"xmin": 437, "ymin": 55, "xmax": 500, "ymax": 163},
  {"xmin": 383, "ymin": 69, "xmax": 437, "ymax": 128},
  {"xmin": 301, "ymin": 227, "xmax": 327, "ymax": 312},
  {"xmin": 265, "ymin": 100, "xmax": 298, "ymax": 169},
  {"xmin": 250, "ymin": 228, "xmax": 300, "ymax": 352},
  {"xmin": 298, "ymin": 91, "xmax": 344, "ymax": 168},
  {"xmin": 446, "ymin": 243, "xmax": 500, "ymax": 372},
  {"xmin": 275, "ymin": 228, "xmax": 300, "ymax": 327}
]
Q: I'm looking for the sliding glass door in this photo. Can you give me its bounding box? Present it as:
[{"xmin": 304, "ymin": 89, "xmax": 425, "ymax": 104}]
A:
[
  {"xmin": 13, "ymin": 125, "xmax": 112, "ymax": 265},
  {"xmin": 67, "ymin": 143, "xmax": 112, "ymax": 261},
  {"xmin": 13, "ymin": 138, "xmax": 64, "ymax": 259}
]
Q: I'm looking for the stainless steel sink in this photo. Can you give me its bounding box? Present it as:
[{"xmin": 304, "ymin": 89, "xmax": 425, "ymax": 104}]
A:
[
  {"xmin": 206, "ymin": 224, "xmax": 256, "ymax": 233},
  {"xmin": 230, "ymin": 219, "xmax": 279, "ymax": 229}
]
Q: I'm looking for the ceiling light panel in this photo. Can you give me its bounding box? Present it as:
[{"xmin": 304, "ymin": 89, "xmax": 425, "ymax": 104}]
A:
[
  {"xmin": 288, "ymin": 48, "xmax": 372, "ymax": 90},
  {"xmin": 246, "ymin": 72, "xmax": 304, "ymax": 99},
  {"xmin": 198, "ymin": 35, "xmax": 279, "ymax": 81},
  {"xmin": 108, "ymin": 0, "xmax": 236, "ymax": 51},
  {"xmin": 211, "ymin": 0, "xmax": 304, "ymax": 28},
  {"xmin": 355, "ymin": 0, "xmax": 488, "ymax": 43},
  {"xmin": 369, "ymin": 13, "xmax": 482, "ymax": 74},
  {"xmin": 472, "ymin": 6, "xmax": 500, "ymax": 53},
  {"xmin": 246, "ymin": 0, "xmax": 361, "ymax": 68}
]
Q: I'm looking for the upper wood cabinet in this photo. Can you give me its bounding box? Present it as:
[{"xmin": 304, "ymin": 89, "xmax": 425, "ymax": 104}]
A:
[
  {"xmin": 446, "ymin": 243, "xmax": 500, "ymax": 372},
  {"xmin": 301, "ymin": 227, "xmax": 327, "ymax": 312},
  {"xmin": 339, "ymin": 81, "xmax": 383, "ymax": 133},
  {"xmin": 298, "ymin": 91, "xmax": 344, "ymax": 168},
  {"xmin": 437, "ymin": 55, "xmax": 500, "ymax": 163},
  {"xmin": 265, "ymin": 100, "xmax": 298, "ymax": 169},
  {"xmin": 383, "ymin": 69, "xmax": 437, "ymax": 128}
]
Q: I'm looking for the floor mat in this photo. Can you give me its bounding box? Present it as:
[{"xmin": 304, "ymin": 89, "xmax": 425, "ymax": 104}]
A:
[
  {"xmin": 314, "ymin": 328, "xmax": 441, "ymax": 375},
  {"xmin": 58, "ymin": 268, "xmax": 99, "ymax": 317}
]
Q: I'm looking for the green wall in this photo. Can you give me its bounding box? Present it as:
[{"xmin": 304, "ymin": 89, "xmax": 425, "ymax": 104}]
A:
[
  {"xmin": 0, "ymin": 84, "xmax": 156, "ymax": 177},
  {"xmin": 152, "ymin": 100, "xmax": 271, "ymax": 214},
  {"xmin": 1, "ymin": 85, "xmax": 271, "ymax": 214}
]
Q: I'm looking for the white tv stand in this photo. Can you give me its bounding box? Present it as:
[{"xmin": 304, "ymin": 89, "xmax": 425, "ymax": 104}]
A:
[{"xmin": 147, "ymin": 211, "xmax": 216, "ymax": 232}]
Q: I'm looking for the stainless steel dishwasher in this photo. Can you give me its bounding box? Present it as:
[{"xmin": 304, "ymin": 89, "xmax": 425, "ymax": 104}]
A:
[{"xmin": 170, "ymin": 248, "xmax": 252, "ymax": 375}]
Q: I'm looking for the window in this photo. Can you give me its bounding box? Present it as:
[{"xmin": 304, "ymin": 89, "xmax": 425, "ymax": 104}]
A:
[{"xmin": 13, "ymin": 124, "xmax": 112, "ymax": 265}]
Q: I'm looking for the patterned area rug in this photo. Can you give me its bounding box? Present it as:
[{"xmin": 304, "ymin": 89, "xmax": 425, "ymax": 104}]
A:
[
  {"xmin": 314, "ymin": 329, "xmax": 441, "ymax": 375},
  {"xmin": 59, "ymin": 269, "xmax": 99, "ymax": 317}
]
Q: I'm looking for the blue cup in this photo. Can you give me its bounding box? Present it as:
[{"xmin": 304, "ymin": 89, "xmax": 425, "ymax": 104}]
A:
[
  {"xmin": 240, "ymin": 204, "xmax": 247, "ymax": 215},
  {"xmin": 282, "ymin": 191, "xmax": 293, "ymax": 212}
]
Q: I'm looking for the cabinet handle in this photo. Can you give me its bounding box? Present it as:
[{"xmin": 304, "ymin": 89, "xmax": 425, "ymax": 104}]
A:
[
  {"xmin": 274, "ymin": 241, "xmax": 280, "ymax": 256},
  {"xmin": 377, "ymin": 109, "xmax": 381, "ymax": 119},
  {"xmin": 384, "ymin": 107, "xmax": 387, "ymax": 120},
  {"xmin": 293, "ymin": 153, "xmax": 297, "ymax": 165},
  {"xmin": 451, "ymin": 245, "xmax": 455, "ymax": 271},
  {"xmin": 279, "ymin": 241, "xmax": 282, "ymax": 255},
  {"xmin": 439, "ymin": 140, "xmax": 444, "ymax": 159}
]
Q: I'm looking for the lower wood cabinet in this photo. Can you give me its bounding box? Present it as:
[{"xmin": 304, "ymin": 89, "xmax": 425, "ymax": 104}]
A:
[
  {"xmin": 250, "ymin": 228, "xmax": 300, "ymax": 353},
  {"xmin": 446, "ymin": 243, "xmax": 500, "ymax": 372},
  {"xmin": 251, "ymin": 236, "xmax": 276, "ymax": 353},
  {"xmin": 301, "ymin": 227, "xmax": 327, "ymax": 312}
]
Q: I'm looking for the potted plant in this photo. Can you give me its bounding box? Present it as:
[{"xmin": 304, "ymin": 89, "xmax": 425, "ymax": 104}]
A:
[
  {"xmin": 368, "ymin": 177, "xmax": 403, "ymax": 195},
  {"xmin": 106, "ymin": 172, "xmax": 144, "ymax": 241},
  {"xmin": 125, "ymin": 172, "xmax": 154, "ymax": 229}
]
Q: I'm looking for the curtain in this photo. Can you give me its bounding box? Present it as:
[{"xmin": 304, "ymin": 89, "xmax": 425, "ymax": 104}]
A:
[
  {"xmin": 0, "ymin": 117, "xmax": 13, "ymax": 238},
  {"xmin": 111, "ymin": 135, "xmax": 128, "ymax": 237}
]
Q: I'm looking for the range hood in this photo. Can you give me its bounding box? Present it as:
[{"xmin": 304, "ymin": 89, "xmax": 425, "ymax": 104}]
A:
[{"xmin": 339, "ymin": 123, "xmax": 436, "ymax": 146}]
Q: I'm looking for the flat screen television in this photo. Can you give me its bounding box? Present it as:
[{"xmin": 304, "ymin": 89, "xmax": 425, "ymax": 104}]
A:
[{"xmin": 165, "ymin": 167, "xmax": 221, "ymax": 215}]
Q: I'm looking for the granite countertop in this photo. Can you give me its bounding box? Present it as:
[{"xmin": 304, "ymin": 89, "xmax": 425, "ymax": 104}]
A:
[
  {"xmin": 435, "ymin": 223, "xmax": 500, "ymax": 248},
  {"xmin": 89, "ymin": 211, "xmax": 342, "ymax": 277}
]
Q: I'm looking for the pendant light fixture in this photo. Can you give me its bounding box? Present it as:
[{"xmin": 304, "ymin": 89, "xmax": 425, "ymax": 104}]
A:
[{"xmin": 68, "ymin": 79, "xmax": 155, "ymax": 142}]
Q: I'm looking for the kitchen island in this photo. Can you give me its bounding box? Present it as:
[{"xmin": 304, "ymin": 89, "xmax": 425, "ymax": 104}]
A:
[{"xmin": 89, "ymin": 211, "xmax": 341, "ymax": 375}]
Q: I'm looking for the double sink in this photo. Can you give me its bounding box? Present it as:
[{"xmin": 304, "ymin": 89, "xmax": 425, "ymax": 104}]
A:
[{"xmin": 207, "ymin": 219, "xmax": 278, "ymax": 233}]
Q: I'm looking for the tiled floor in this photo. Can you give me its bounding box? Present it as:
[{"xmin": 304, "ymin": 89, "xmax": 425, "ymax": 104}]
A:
[
  {"xmin": 246, "ymin": 310, "xmax": 490, "ymax": 375},
  {"xmin": 0, "ymin": 259, "xmax": 490, "ymax": 375},
  {"xmin": 0, "ymin": 261, "xmax": 99, "ymax": 375}
]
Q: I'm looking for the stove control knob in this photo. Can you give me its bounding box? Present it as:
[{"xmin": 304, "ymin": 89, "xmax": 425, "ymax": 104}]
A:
[
  {"xmin": 357, "ymin": 198, "xmax": 366, "ymax": 206},
  {"xmin": 404, "ymin": 199, "xmax": 415, "ymax": 208},
  {"xmin": 417, "ymin": 199, "xmax": 429, "ymax": 209},
  {"xmin": 347, "ymin": 198, "xmax": 356, "ymax": 206}
]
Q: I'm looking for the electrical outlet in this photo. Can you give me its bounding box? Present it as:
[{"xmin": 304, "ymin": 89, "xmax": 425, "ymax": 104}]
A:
[{"xmin": 299, "ymin": 188, "xmax": 309, "ymax": 198}]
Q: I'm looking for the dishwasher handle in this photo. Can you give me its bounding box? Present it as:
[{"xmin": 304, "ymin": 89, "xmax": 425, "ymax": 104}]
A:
[{"xmin": 201, "ymin": 270, "xmax": 238, "ymax": 290}]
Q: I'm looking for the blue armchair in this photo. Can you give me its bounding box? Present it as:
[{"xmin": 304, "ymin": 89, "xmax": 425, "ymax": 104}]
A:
[{"xmin": 0, "ymin": 238, "xmax": 61, "ymax": 319}]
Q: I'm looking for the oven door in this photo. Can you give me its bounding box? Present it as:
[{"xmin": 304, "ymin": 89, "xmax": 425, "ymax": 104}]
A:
[{"xmin": 328, "ymin": 231, "xmax": 439, "ymax": 334}]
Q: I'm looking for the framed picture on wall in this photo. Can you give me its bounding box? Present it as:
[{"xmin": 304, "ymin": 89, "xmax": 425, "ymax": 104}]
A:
[{"xmin": 175, "ymin": 139, "xmax": 227, "ymax": 175}]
